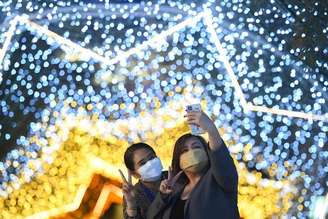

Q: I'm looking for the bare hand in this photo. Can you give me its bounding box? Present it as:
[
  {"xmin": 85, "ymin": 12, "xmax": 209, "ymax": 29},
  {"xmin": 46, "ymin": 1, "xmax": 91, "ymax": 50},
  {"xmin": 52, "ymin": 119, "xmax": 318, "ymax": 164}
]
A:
[
  {"xmin": 119, "ymin": 169, "xmax": 137, "ymax": 208},
  {"xmin": 185, "ymin": 110, "xmax": 214, "ymax": 133},
  {"xmin": 159, "ymin": 167, "xmax": 183, "ymax": 195}
]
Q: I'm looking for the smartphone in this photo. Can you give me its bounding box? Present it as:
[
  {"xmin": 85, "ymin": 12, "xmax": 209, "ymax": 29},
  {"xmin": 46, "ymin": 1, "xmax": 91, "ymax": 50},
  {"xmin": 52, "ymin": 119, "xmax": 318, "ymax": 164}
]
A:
[{"xmin": 186, "ymin": 104, "xmax": 205, "ymax": 135}]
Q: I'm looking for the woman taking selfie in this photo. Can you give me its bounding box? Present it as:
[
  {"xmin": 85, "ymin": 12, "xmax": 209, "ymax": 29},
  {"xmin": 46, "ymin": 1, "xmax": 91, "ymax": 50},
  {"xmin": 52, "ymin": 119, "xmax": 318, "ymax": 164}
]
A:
[{"xmin": 147, "ymin": 110, "xmax": 240, "ymax": 219}]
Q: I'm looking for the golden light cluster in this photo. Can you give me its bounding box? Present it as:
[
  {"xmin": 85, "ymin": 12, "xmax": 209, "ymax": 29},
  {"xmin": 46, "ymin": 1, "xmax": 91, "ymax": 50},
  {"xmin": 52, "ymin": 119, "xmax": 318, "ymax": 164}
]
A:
[{"xmin": 0, "ymin": 100, "xmax": 294, "ymax": 219}]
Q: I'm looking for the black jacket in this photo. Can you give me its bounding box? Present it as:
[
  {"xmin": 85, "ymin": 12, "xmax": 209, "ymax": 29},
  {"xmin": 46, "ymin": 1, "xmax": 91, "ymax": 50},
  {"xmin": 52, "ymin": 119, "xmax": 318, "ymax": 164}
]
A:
[
  {"xmin": 146, "ymin": 142, "xmax": 240, "ymax": 219},
  {"xmin": 123, "ymin": 172, "xmax": 168, "ymax": 219}
]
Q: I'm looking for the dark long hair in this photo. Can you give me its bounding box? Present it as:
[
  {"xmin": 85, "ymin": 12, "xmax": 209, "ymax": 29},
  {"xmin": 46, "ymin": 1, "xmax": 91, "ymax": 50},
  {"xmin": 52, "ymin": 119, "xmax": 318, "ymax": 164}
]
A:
[
  {"xmin": 171, "ymin": 133, "xmax": 209, "ymax": 183},
  {"xmin": 124, "ymin": 142, "xmax": 155, "ymax": 171}
]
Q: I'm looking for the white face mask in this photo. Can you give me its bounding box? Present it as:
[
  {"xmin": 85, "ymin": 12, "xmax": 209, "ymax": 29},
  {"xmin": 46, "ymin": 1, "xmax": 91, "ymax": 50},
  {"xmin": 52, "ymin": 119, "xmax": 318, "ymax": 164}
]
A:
[{"xmin": 137, "ymin": 157, "xmax": 163, "ymax": 182}]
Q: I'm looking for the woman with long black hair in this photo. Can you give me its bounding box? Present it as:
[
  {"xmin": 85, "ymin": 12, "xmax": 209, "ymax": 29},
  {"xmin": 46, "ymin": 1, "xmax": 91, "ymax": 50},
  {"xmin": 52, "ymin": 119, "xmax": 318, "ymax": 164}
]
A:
[{"xmin": 147, "ymin": 110, "xmax": 240, "ymax": 219}]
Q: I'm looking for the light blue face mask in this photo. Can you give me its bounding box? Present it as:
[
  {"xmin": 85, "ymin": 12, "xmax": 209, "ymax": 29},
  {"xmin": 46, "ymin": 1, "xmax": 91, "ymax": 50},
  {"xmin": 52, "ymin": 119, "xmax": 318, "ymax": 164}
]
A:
[{"xmin": 137, "ymin": 157, "xmax": 163, "ymax": 182}]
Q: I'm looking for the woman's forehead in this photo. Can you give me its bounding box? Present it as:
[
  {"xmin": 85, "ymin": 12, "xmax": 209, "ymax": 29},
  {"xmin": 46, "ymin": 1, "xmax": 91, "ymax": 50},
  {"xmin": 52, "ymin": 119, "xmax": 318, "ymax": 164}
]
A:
[
  {"xmin": 133, "ymin": 148, "xmax": 154, "ymax": 163},
  {"xmin": 183, "ymin": 137, "xmax": 202, "ymax": 148}
]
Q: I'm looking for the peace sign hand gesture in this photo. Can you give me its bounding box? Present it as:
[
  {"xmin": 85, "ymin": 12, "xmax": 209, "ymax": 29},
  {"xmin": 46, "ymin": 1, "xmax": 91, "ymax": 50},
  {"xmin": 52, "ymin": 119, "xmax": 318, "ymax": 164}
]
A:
[
  {"xmin": 119, "ymin": 169, "xmax": 137, "ymax": 209},
  {"xmin": 159, "ymin": 167, "xmax": 183, "ymax": 195}
]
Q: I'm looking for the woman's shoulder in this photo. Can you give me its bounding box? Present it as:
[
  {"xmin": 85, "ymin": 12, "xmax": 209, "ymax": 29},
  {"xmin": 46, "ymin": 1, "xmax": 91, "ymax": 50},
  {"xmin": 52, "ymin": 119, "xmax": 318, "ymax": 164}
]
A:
[
  {"xmin": 133, "ymin": 182, "xmax": 153, "ymax": 207},
  {"xmin": 133, "ymin": 181, "xmax": 146, "ymax": 194}
]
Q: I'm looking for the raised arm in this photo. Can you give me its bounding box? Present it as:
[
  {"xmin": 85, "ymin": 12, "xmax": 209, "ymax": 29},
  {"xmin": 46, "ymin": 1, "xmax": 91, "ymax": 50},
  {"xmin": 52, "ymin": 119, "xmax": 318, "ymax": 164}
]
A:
[{"xmin": 186, "ymin": 111, "xmax": 238, "ymax": 192}]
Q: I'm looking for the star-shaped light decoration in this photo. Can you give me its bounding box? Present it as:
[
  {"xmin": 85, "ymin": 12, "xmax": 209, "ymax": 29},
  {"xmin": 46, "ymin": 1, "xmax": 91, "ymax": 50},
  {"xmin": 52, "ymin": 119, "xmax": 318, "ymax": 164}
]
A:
[
  {"xmin": 0, "ymin": 2, "xmax": 327, "ymax": 218},
  {"xmin": 0, "ymin": 97, "xmax": 294, "ymax": 219}
]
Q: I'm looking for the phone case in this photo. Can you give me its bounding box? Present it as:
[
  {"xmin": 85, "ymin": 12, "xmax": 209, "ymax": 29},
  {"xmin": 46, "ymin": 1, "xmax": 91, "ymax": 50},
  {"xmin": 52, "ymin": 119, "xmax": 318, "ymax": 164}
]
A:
[{"xmin": 186, "ymin": 104, "xmax": 205, "ymax": 135}]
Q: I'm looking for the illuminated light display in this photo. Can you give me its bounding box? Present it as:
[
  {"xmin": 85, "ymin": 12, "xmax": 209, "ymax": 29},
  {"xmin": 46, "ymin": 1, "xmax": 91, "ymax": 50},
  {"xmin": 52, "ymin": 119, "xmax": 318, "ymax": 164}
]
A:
[
  {"xmin": 0, "ymin": 1, "xmax": 327, "ymax": 218},
  {"xmin": 1, "ymin": 104, "xmax": 294, "ymax": 218}
]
